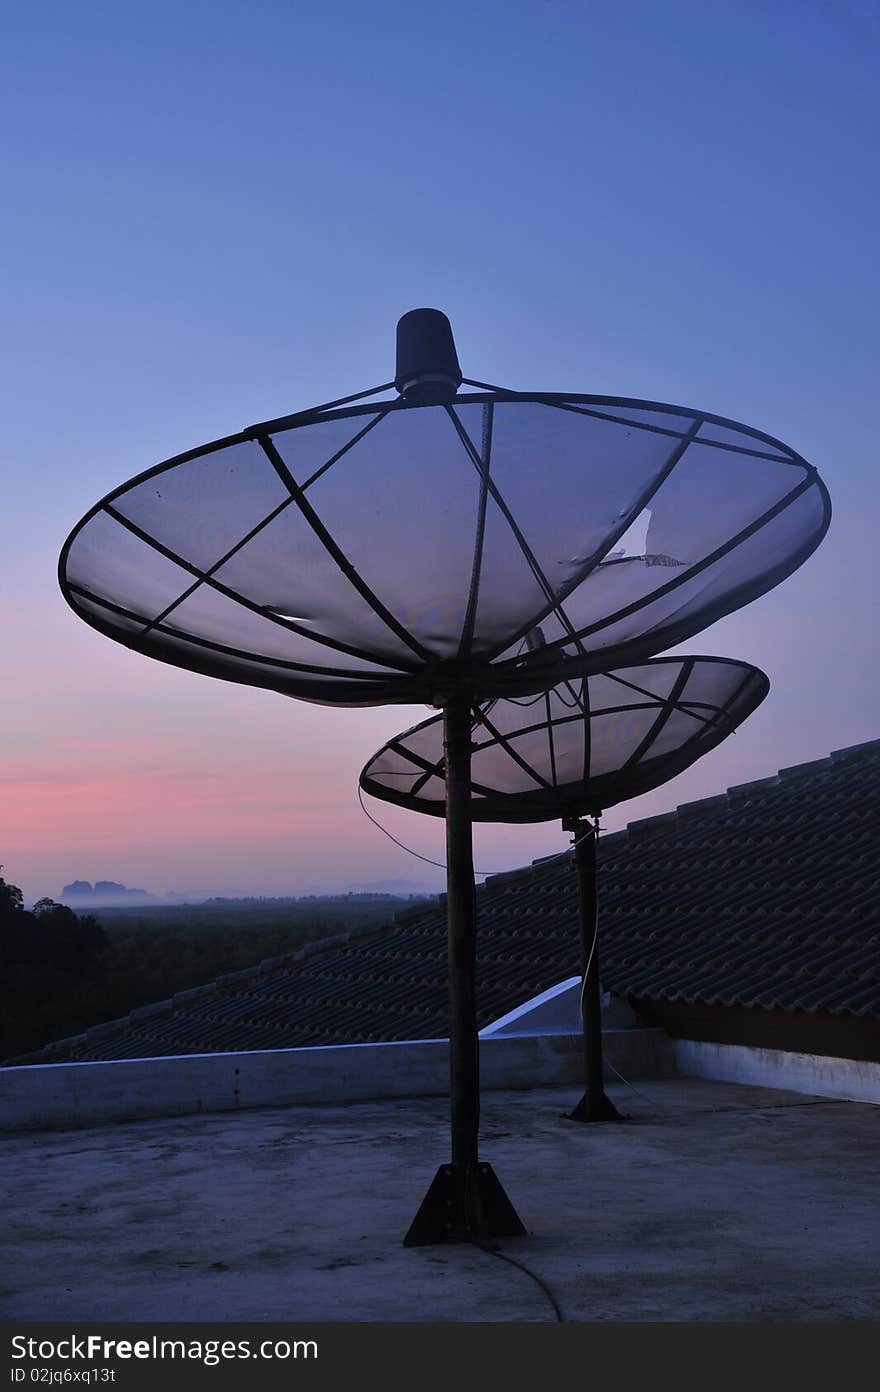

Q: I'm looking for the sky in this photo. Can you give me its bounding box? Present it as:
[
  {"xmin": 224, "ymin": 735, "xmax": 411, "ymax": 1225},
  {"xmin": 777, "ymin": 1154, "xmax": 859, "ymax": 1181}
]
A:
[{"xmin": 2, "ymin": 0, "xmax": 878, "ymax": 902}]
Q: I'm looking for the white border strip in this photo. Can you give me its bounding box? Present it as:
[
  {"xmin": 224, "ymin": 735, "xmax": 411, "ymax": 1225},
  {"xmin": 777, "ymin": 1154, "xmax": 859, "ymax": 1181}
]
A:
[{"xmin": 479, "ymin": 977, "xmax": 582, "ymax": 1036}]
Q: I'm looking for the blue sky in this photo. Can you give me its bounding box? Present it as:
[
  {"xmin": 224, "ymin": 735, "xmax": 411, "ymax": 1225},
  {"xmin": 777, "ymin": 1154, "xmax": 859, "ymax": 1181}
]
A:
[{"xmin": 2, "ymin": 0, "xmax": 878, "ymax": 899}]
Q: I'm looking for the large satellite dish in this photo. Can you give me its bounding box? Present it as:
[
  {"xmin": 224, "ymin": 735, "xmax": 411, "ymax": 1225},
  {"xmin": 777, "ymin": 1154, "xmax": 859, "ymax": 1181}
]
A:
[
  {"xmin": 60, "ymin": 312, "xmax": 829, "ymax": 707},
  {"xmin": 59, "ymin": 310, "xmax": 829, "ymax": 1247},
  {"xmin": 361, "ymin": 656, "xmax": 768, "ymax": 1140}
]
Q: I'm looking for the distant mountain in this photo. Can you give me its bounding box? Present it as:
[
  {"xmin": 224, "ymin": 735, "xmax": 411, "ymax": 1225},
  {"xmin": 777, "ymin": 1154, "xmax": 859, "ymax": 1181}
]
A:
[
  {"xmin": 59, "ymin": 880, "xmax": 155, "ymax": 907},
  {"xmin": 55, "ymin": 880, "xmax": 437, "ymax": 909}
]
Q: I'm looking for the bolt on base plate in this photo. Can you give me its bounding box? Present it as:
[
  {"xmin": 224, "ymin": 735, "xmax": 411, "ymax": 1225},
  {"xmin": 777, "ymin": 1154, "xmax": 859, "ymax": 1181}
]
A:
[{"xmin": 403, "ymin": 1161, "xmax": 527, "ymax": 1247}]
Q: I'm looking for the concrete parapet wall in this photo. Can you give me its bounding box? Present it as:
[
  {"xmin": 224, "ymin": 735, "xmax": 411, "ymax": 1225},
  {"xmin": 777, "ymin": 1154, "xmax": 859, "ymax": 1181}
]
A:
[
  {"xmin": 0, "ymin": 1027, "xmax": 671, "ymax": 1133},
  {"xmin": 674, "ymin": 1039, "xmax": 880, "ymax": 1105}
]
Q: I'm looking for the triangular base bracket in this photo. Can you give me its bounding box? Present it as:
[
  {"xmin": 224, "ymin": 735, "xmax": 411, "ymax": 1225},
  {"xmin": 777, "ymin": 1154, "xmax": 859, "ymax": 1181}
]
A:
[
  {"xmin": 403, "ymin": 1161, "xmax": 527, "ymax": 1247},
  {"xmin": 566, "ymin": 1091, "xmax": 624, "ymax": 1123}
]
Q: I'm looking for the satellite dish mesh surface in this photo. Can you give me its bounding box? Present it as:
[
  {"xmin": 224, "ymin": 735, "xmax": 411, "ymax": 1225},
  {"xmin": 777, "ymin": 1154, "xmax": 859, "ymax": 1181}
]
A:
[
  {"xmin": 361, "ymin": 656, "xmax": 769, "ymax": 821},
  {"xmin": 60, "ymin": 377, "xmax": 829, "ymax": 705}
]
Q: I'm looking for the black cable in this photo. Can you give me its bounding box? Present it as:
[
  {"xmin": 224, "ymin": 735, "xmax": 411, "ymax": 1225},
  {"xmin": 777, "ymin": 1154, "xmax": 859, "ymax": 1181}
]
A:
[
  {"xmin": 478, "ymin": 1242, "xmax": 564, "ymax": 1322},
  {"xmin": 576, "ymin": 818, "xmax": 601, "ymax": 1024},
  {"xmin": 357, "ymin": 784, "xmax": 451, "ymax": 870},
  {"xmin": 604, "ymin": 1057, "xmax": 655, "ymax": 1108},
  {"xmin": 357, "ymin": 784, "xmax": 574, "ymax": 877}
]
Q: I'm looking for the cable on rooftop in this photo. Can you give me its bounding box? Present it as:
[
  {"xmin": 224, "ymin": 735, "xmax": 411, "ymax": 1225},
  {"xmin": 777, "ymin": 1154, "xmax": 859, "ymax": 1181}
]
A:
[
  {"xmin": 357, "ymin": 784, "xmax": 574, "ymax": 878},
  {"xmin": 604, "ymin": 1057, "xmax": 656, "ymax": 1108},
  {"xmin": 478, "ymin": 1242, "xmax": 565, "ymax": 1322},
  {"xmin": 576, "ymin": 815, "xmax": 601, "ymax": 1024},
  {"xmin": 571, "ymin": 815, "xmax": 659, "ymax": 1113}
]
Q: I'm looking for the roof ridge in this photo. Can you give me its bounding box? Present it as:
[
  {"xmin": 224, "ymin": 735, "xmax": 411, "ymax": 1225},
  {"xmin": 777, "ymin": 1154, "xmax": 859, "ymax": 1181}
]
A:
[
  {"xmin": 829, "ymin": 737, "xmax": 880, "ymax": 762},
  {"xmin": 616, "ymin": 736, "xmax": 880, "ymax": 837},
  {"xmin": 484, "ymin": 854, "xmax": 569, "ymax": 888}
]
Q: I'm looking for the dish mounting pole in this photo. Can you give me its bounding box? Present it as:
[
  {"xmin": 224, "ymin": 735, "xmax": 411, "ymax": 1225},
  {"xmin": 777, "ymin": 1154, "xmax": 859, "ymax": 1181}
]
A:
[
  {"xmin": 403, "ymin": 689, "xmax": 526, "ymax": 1245},
  {"xmin": 564, "ymin": 816, "xmax": 622, "ymax": 1123}
]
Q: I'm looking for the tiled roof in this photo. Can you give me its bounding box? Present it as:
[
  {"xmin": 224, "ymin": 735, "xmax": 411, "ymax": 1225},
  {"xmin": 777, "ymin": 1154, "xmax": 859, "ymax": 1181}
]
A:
[{"xmin": 12, "ymin": 738, "xmax": 880, "ymax": 1065}]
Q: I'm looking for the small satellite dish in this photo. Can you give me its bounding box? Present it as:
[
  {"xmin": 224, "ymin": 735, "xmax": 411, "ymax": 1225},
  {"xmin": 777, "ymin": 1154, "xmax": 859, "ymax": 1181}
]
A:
[
  {"xmin": 361, "ymin": 656, "xmax": 768, "ymax": 821},
  {"xmin": 361, "ymin": 656, "xmax": 768, "ymax": 1133}
]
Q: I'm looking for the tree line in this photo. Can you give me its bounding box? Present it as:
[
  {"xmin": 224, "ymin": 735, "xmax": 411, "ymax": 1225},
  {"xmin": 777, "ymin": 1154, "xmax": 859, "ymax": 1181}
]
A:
[{"xmin": 0, "ymin": 870, "xmax": 416, "ymax": 1061}]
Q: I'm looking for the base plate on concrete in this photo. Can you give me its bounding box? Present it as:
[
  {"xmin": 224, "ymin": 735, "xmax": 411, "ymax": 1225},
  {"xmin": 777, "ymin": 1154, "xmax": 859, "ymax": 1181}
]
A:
[
  {"xmin": 566, "ymin": 1091, "xmax": 623, "ymax": 1123},
  {"xmin": 403, "ymin": 1161, "xmax": 527, "ymax": 1247}
]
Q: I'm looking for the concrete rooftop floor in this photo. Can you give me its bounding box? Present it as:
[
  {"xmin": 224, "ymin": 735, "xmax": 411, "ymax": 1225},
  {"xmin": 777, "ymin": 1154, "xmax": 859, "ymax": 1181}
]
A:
[{"xmin": 3, "ymin": 1077, "xmax": 879, "ymax": 1323}]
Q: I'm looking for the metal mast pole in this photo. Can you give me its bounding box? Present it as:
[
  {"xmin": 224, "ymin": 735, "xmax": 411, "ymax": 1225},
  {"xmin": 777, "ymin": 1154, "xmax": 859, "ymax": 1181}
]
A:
[
  {"xmin": 566, "ymin": 817, "xmax": 621, "ymax": 1123},
  {"xmin": 403, "ymin": 691, "xmax": 525, "ymax": 1245},
  {"xmin": 445, "ymin": 690, "xmax": 480, "ymax": 1181}
]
